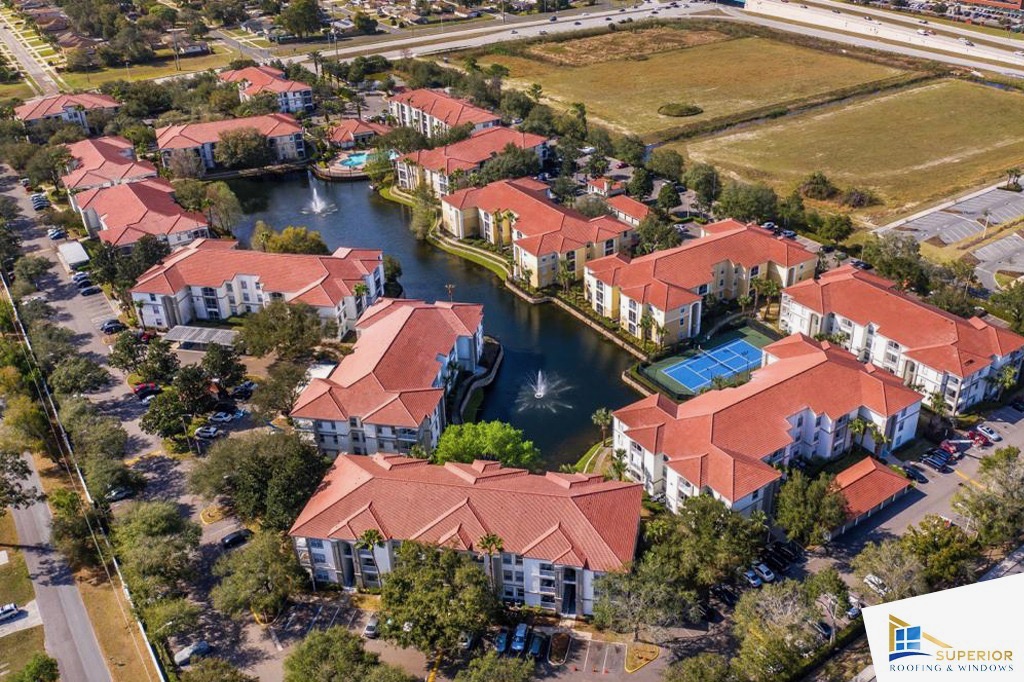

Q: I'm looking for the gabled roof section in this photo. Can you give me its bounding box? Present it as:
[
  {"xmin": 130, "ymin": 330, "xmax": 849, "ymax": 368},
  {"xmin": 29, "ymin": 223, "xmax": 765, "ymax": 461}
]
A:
[
  {"xmin": 62, "ymin": 136, "xmax": 158, "ymax": 190},
  {"xmin": 606, "ymin": 194, "xmax": 651, "ymax": 222},
  {"xmin": 219, "ymin": 65, "xmax": 312, "ymax": 95},
  {"xmin": 328, "ymin": 118, "xmax": 392, "ymax": 144},
  {"xmin": 15, "ymin": 92, "xmax": 119, "ymax": 121},
  {"xmin": 389, "ymin": 88, "xmax": 501, "ymax": 128},
  {"xmin": 155, "ymin": 113, "xmax": 302, "ymax": 150},
  {"xmin": 290, "ymin": 299, "xmax": 482, "ymax": 427},
  {"xmin": 75, "ymin": 178, "xmax": 208, "ymax": 248},
  {"xmin": 784, "ymin": 265, "xmax": 1024, "ymax": 377},
  {"xmin": 614, "ymin": 334, "xmax": 921, "ymax": 503},
  {"xmin": 400, "ymin": 127, "xmax": 548, "ymax": 175},
  {"xmin": 290, "ymin": 455, "xmax": 642, "ymax": 572},
  {"xmin": 834, "ymin": 456, "xmax": 909, "ymax": 520}
]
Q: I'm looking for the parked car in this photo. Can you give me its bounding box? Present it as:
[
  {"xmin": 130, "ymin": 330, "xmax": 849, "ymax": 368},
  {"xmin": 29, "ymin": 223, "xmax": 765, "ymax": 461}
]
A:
[
  {"xmin": 221, "ymin": 529, "xmax": 252, "ymax": 549},
  {"xmin": 939, "ymin": 440, "xmax": 959, "ymax": 455},
  {"xmin": 140, "ymin": 393, "xmax": 158, "ymax": 405},
  {"xmin": 711, "ymin": 584, "xmax": 738, "ymax": 607},
  {"xmin": 46, "ymin": 228, "xmax": 65, "ymax": 240},
  {"xmin": 233, "ymin": 408, "xmax": 249, "ymax": 421},
  {"xmin": 901, "ymin": 463, "xmax": 928, "ymax": 483},
  {"xmin": 741, "ymin": 569, "xmax": 763, "ymax": 588},
  {"xmin": 781, "ymin": 230, "xmax": 797, "ymax": 239},
  {"xmin": 136, "ymin": 330, "xmax": 156, "ymax": 342},
  {"xmin": 173, "ymin": 641, "xmax": 212, "ymax": 666},
  {"xmin": 812, "ymin": 621, "xmax": 832, "ymax": 640},
  {"xmin": 363, "ymin": 614, "xmax": 380, "ymax": 639},
  {"xmin": 80, "ymin": 286, "xmax": 102, "ymax": 296},
  {"xmin": 921, "ymin": 456, "xmax": 950, "ymax": 473},
  {"xmin": 208, "ymin": 412, "xmax": 234, "ymax": 424},
  {"xmin": 0, "ymin": 603, "xmax": 19, "ymax": 622},
  {"xmin": 74, "ymin": 279, "xmax": 95, "ymax": 289},
  {"xmin": 864, "ymin": 574, "xmax": 889, "ymax": 597},
  {"xmin": 71, "ymin": 271, "xmax": 91, "ymax": 283},
  {"xmin": 1009, "ymin": 398, "xmax": 1024, "ymax": 412},
  {"xmin": 928, "ymin": 448, "xmax": 952, "ymax": 464},
  {"xmin": 977, "ymin": 424, "xmax": 1002, "ymax": 441},
  {"xmin": 528, "ymin": 632, "xmax": 548, "ymax": 660},
  {"xmin": 100, "ymin": 320, "xmax": 126, "ymax": 334},
  {"xmin": 846, "ymin": 594, "xmax": 862, "ymax": 619},
  {"xmin": 494, "ymin": 628, "xmax": 510, "ymax": 654},
  {"xmin": 510, "ymin": 623, "xmax": 529, "ymax": 654},
  {"xmin": 753, "ymin": 563, "xmax": 775, "ymax": 583},
  {"xmin": 457, "ymin": 631, "xmax": 476, "ymax": 651},
  {"xmin": 133, "ymin": 382, "xmax": 159, "ymax": 395},
  {"xmin": 194, "ymin": 426, "xmax": 222, "ymax": 440},
  {"xmin": 967, "ymin": 429, "xmax": 991, "ymax": 447},
  {"xmin": 105, "ymin": 486, "xmax": 134, "ymax": 503}
]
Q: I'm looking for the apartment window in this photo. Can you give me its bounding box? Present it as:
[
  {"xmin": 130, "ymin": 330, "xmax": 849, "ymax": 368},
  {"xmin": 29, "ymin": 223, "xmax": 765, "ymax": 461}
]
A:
[
  {"xmin": 750, "ymin": 265, "xmax": 760, "ymax": 276},
  {"xmin": 349, "ymin": 417, "xmax": 361, "ymax": 428},
  {"xmin": 149, "ymin": 294, "xmax": 156, "ymax": 302},
  {"xmin": 698, "ymin": 284, "xmax": 709, "ymax": 295},
  {"xmin": 796, "ymin": 416, "xmax": 803, "ymax": 427},
  {"xmin": 225, "ymin": 283, "xmax": 233, "ymax": 292},
  {"xmin": 242, "ymin": 293, "xmax": 250, "ymax": 303},
  {"xmin": 312, "ymin": 552, "xmax": 327, "ymax": 564},
  {"xmin": 887, "ymin": 340, "xmax": 900, "ymax": 350},
  {"xmin": 309, "ymin": 539, "xmax": 324, "ymax": 549},
  {"xmin": 815, "ymin": 415, "xmax": 822, "ymax": 427},
  {"xmin": 752, "ymin": 489, "xmax": 760, "ymax": 500},
  {"xmin": 604, "ymin": 238, "xmax": 614, "ymax": 256},
  {"xmin": 503, "ymin": 570, "xmax": 513, "ymax": 582},
  {"xmin": 240, "ymin": 280, "xmax": 248, "ymax": 289}
]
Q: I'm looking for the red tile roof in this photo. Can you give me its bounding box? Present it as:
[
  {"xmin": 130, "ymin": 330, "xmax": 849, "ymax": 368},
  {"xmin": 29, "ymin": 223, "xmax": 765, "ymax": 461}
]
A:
[
  {"xmin": 389, "ymin": 88, "xmax": 501, "ymax": 128},
  {"xmin": 587, "ymin": 220, "xmax": 816, "ymax": 312},
  {"xmin": 133, "ymin": 239, "xmax": 382, "ymax": 308},
  {"xmin": 606, "ymin": 194, "xmax": 651, "ymax": 222},
  {"xmin": 219, "ymin": 65, "xmax": 312, "ymax": 96},
  {"xmin": 75, "ymin": 178, "xmax": 208, "ymax": 248},
  {"xmin": 400, "ymin": 127, "xmax": 548, "ymax": 175},
  {"xmin": 614, "ymin": 335, "xmax": 920, "ymax": 504},
  {"xmin": 443, "ymin": 178, "xmax": 631, "ymax": 257},
  {"xmin": 784, "ymin": 265, "xmax": 1024, "ymax": 378},
  {"xmin": 155, "ymin": 113, "xmax": 302, "ymax": 150},
  {"xmin": 834, "ymin": 456, "xmax": 909, "ymax": 520},
  {"xmin": 62, "ymin": 136, "xmax": 157, "ymax": 191},
  {"xmin": 290, "ymin": 454, "xmax": 642, "ymax": 572},
  {"xmin": 14, "ymin": 92, "xmax": 120, "ymax": 121},
  {"xmin": 290, "ymin": 299, "xmax": 483, "ymax": 428},
  {"xmin": 328, "ymin": 118, "xmax": 392, "ymax": 145}
]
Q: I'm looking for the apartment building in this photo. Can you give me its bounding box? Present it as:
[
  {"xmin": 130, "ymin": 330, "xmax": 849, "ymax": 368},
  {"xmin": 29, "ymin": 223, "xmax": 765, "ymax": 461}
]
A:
[
  {"xmin": 14, "ymin": 92, "xmax": 120, "ymax": 132},
  {"xmin": 131, "ymin": 238, "xmax": 384, "ymax": 334},
  {"xmin": 584, "ymin": 220, "xmax": 816, "ymax": 346},
  {"xmin": 289, "ymin": 454, "xmax": 642, "ymax": 617},
  {"xmin": 219, "ymin": 65, "xmax": 314, "ymax": 114},
  {"xmin": 441, "ymin": 177, "xmax": 634, "ymax": 289},
  {"xmin": 73, "ymin": 178, "xmax": 209, "ymax": 249},
  {"xmin": 612, "ymin": 334, "xmax": 922, "ymax": 515},
  {"xmin": 328, "ymin": 118, "xmax": 392, "ymax": 149},
  {"xmin": 605, "ymin": 194, "xmax": 651, "ymax": 228},
  {"xmin": 780, "ymin": 265, "xmax": 1024, "ymax": 413},
  {"xmin": 155, "ymin": 113, "xmax": 306, "ymax": 170},
  {"xmin": 387, "ymin": 88, "xmax": 500, "ymax": 139},
  {"xmin": 396, "ymin": 127, "xmax": 549, "ymax": 195},
  {"xmin": 290, "ymin": 299, "xmax": 484, "ymax": 455},
  {"xmin": 61, "ymin": 136, "xmax": 158, "ymax": 192}
]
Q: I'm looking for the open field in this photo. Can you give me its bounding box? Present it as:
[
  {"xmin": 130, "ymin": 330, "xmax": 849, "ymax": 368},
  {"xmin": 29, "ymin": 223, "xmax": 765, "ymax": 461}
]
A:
[
  {"xmin": 484, "ymin": 34, "xmax": 907, "ymax": 138},
  {"xmin": 684, "ymin": 79, "xmax": 1024, "ymax": 223},
  {"xmin": 0, "ymin": 626, "xmax": 46, "ymax": 677},
  {"xmin": 62, "ymin": 47, "xmax": 235, "ymax": 90},
  {"xmin": 0, "ymin": 80, "xmax": 34, "ymax": 104},
  {"xmin": 0, "ymin": 514, "xmax": 35, "ymax": 609},
  {"xmin": 522, "ymin": 26, "xmax": 730, "ymax": 65}
]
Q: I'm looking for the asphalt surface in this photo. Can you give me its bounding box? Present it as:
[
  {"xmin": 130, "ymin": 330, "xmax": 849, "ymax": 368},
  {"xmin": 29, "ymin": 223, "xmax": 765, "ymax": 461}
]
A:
[
  {"xmin": 10, "ymin": 456, "xmax": 112, "ymax": 682},
  {"xmin": 0, "ymin": 14, "xmax": 57, "ymax": 94}
]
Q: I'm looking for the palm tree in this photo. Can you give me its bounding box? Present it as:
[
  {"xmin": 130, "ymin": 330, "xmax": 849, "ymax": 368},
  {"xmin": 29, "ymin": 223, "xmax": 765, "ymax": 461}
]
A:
[
  {"xmin": 868, "ymin": 424, "xmax": 890, "ymax": 459},
  {"xmin": 134, "ymin": 299, "xmax": 146, "ymax": 330},
  {"xmin": 760, "ymin": 279, "xmax": 781, "ymax": 320},
  {"xmin": 355, "ymin": 529, "xmax": 385, "ymax": 588},
  {"xmin": 608, "ymin": 448, "xmax": 627, "ymax": 481},
  {"xmin": 591, "ymin": 407, "xmax": 612, "ymax": 445},
  {"xmin": 848, "ymin": 417, "xmax": 868, "ymax": 450},
  {"xmin": 556, "ymin": 258, "xmax": 574, "ymax": 293},
  {"xmin": 989, "ymin": 364, "xmax": 1019, "ymax": 400},
  {"xmin": 750, "ymin": 277, "xmax": 769, "ymax": 319},
  {"xmin": 310, "ymin": 50, "xmax": 322, "ymax": 77},
  {"xmin": 527, "ymin": 83, "xmax": 543, "ymax": 102},
  {"xmin": 639, "ymin": 311, "xmax": 654, "ymax": 343},
  {"xmin": 1007, "ymin": 167, "xmax": 1021, "ymax": 188},
  {"xmin": 354, "ymin": 282, "xmax": 369, "ymax": 303},
  {"xmin": 737, "ymin": 294, "xmax": 752, "ymax": 314},
  {"xmin": 927, "ymin": 391, "xmax": 949, "ymax": 433},
  {"xmin": 478, "ymin": 533, "xmax": 503, "ymax": 591}
]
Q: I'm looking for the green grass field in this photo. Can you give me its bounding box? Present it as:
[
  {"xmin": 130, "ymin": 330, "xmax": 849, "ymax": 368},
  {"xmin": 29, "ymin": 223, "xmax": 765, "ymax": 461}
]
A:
[
  {"xmin": 62, "ymin": 47, "xmax": 235, "ymax": 90},
  {"xmin": 684, "ymin": 79, "xmax": 1024, "ymax": 223},
  {"xmin": 488, "ymin": 36, "xmax": 904, "ymax": 138}
]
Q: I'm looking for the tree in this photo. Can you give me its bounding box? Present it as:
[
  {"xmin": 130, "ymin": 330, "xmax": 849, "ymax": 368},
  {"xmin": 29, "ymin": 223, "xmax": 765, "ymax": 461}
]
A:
[
  {"xmin": 861, "ymin": 233, "xmax": 929, "ymax": 292},
  {"xmin": 663, "ymin": 653, "xmax": 731, "ymax": 682},
  {"xmin": 988, "ymin": 363, "xmax": 1018, "ymax": 400},
  {"xmin": 109, "ymin": 332, "xmax": 148, "ymax": 373},
  {"xmin": 353, "ymin": 11, "xmax": 379, "ymax": 34},
  {"xmin": 627, "ymin": 167, "xmax": 653, "ymax": 200},
  {"xmin": 805, "ymin": 566, "xmax": 848, "ymax": 643},
  {"xmin": 278, "ymin": 0, "xmax": 322, "ymax": 36},
  {"xmin": 477, "ymin": 144, "xmax": 541, "ymax": 185},
  {"xmin": 992, "ymin": 281, "xmax": 1024, "ymax": 333},
  {"xmin": 181, "ymin": 659, "xmax": 258, "ymax": 682},
  {"xmin": 852, "ymin": 538, "xmax": 927, "ymax": 601},
  {"xmin": 685, "ymin": 163, "xmax": 720, "ymax": 212},
  {"xmin": 202, "ymin": 343, "xmax": 247, "ymax": 388},
  {"xmin": 591, "ymin": 407, "xmax": 612, "ymax": 445},
  {"xmin": 356, "ymin": 529, "xmax": 384, "ymax": 587},
  {"xmin": 774, "ymin": 470, "xmax": 847, "ymax": 547},
  {"xmin": 646, "ymin": 148, "xmax": 684, "ymax": 182},
  {"xmin": 167, "ymin": 149, "xmax": 206, "ymax": 179},
  {"xmin": 13, "ymin": 256, "xmax": 50, "ymax": 285},
  {"xmin": 50, "ymin": 488, "xmax": 101, "ymax": 568},
  {"xmin": 615, "ymin": 135, "xmax": 646, "ymax": 166},
  {"xmin": 902, "ymin": 515, "xmax": 979, "ymax": 589},
  {"xmin": 953, "ymin": 445, "xmax": 1024, "ymax": 547},
  {"xmin": 113, "ymin": 501, "xmax": 201, "ymax": 601},
  {"xmin": 818, "ymin": 213, "xmax": 853, "ymax": 245},
  {"xmin": 214, "ymin": 127, "xmax": 275, "ymax": 169},
  {"xmin": 142, "ymin": 597, "xmax": 200, "ymax": 641},
  {"xmin": 212, "ymin": 531, "xmax": 305, "ymax": 621},
  {"xmin": 431, "ymin": 421, "xmax": 540, "ymax": 469},
  {"xmin": 634, "ymin": 213, "xmax": 681, "ymax": 255},
  {"xmin": 0, "ymin": 395, "xmax": 53, "ymax": 459},
  {"xmin": 527, "ymin": 83, "xmax": 543, "ymax": 102},
  {"xmin": 9, "ymin": 653, "xmax": 59, "ymax": 682},
  {"xmin": 717, "ymin": 181, "xmax": 778, "ymax": 223},
  {"xmin": 593, "ymin": 550, "xmax": 696, "ymax": 641},
  {"xmin": 173, "ymin": 364, "xmax": 213, "ymax": 415},
  {"xmin": 138, "ymin": 339, "xmax": 181, "ymax": 385},
  {"xmin": 26, "ymin": 321, "xmax": 75, "ymax": 375},
  {"xmin": 799, "ymin": 171, "xmax": 838, "ymax": 200},
  {"xmin": 380, "ymin": 542, "xmax": 498, "ymax": 656},
  {"xmin": 656, "ymin": 183, "xmax": 680, "ymax": 214},
  {"xmin": 238, "ymin": 301, "xmax": 332, "ymax": 359},
  {"xmin": 48, "ymin": 356, "xmax": 111, "ymax": 395},
  {"xmin": 0, "ymin": 450, "xmax": 41, "ymax": 519},
  {"xmin": 478, "ymin": 533, "xmax": 503, "ymax": 591},
  {"xmin": 139, "ymin": 391, "xmax": 191, "ymax": 438},
  {"xmin": 284, "ymin": 627, "xmax": 380, "ymax": 682},
  {"xmin": 732, "ymin": 579, "xmax": 815, "ymax": 680},
  {"xmin": 555, "ymin": 257, "xmax": 574, "ymax": 293},
  {"xmin": 253, "ymin": 224, "xmax": 330, "ymax": 254},
  {"xmin": 204, "ymin": 181, "xmax": 243, "ymax": 233},
  {"xmin": 453, "ymin": 651, "xmax": 533, "ymax": 682},
  {"xmin": 585, "ymin": 153, "xmax": 609, "ymax": 179},
  {"xmin": 251, "ymin": 360, "xmax": 306, "ymax": 420},
  {"xmin": 26, "ymin": 145, "xmax": 71, "ymax": 186},
  {"xmin": 574, "ymin": 195, "xmax": 611, "ymax": 218}
]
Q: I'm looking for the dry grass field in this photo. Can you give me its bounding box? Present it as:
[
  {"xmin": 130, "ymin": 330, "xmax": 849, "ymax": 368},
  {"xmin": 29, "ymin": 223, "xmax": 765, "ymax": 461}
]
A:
[
  {"xmin": 522, "ymin": 26, "xmax": 729, "ymax": 65},
  {"xmin": 684, "ymin": 79, "xmax": 1024, "ymax": 223}
]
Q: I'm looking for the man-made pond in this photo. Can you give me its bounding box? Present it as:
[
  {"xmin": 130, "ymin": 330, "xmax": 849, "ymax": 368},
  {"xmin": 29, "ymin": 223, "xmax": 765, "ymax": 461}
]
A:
[{"xmin": 227, "ymin": 173, "xmax": 640, "ymax": 467}]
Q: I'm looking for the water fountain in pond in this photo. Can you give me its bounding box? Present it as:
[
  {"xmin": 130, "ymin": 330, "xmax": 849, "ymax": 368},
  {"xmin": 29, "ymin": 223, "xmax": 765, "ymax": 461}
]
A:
[
  {"xmin": 515, "ymin": 370, "xmax": 573, "ymax": 414},
  {"xmin": 301, "ymin": 176, "xmax": 337, "ymax": 215}
]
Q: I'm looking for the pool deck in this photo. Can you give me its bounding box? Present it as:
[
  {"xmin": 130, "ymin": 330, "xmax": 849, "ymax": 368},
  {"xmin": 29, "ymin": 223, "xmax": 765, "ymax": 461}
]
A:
[{"xmin": 645, "ymin": 325, "xmax": 778, "ymax": 397}]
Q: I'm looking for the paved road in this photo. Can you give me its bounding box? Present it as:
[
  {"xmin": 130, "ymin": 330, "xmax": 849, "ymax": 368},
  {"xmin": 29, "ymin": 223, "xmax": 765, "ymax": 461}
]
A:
[
  {"xmin": 11, "ymin": 456, "xmax": 112, "ymax": 682},
  {"xmin": 0, "ymin": 15, "xmax": 57, "ymax": 94}
]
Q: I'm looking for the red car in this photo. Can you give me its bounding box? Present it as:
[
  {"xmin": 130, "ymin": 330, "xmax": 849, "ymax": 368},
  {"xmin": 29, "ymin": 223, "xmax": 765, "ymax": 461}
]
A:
[
  {"xmin": 967, "ymin": 430, "xmax": 991, "ymax": 447},
  {"xmin": 939, "ymin": 440, "xmax": 959, "ymax": 455},
  {"xmin": 132, "ymin": 382, "xmax": 159, "ymax": 395},
  {"xmin": 136, "ymin": 330, "xmax": 156, "ymax": 343}
]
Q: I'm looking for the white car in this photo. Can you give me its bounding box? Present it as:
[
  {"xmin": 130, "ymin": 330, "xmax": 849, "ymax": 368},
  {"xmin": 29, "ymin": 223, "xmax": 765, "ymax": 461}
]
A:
[
  {"xmin": 864, "ymin": 574, "xmax": 889, "ymax": 597},
  {"xmin": 208, "ymin": 412, "xmax": 234, "ymax": 424},
  {"xmin": 0, "ymin": 602, "xmax": 19, "ymax": 622},
  {"xmin": 977, "ymin": 424, "xmax": 1002, "ymax": 442},
  {"xmin": 742, "ymin": 569, "xmax": 762, "ymax": 588},
  {"xmin": 753, "ymin": 563, "xmax": 776, "ymax": 583},
  {"xmin": 194, "ymin": 426, "xmax": 221, "ymax": 439}
]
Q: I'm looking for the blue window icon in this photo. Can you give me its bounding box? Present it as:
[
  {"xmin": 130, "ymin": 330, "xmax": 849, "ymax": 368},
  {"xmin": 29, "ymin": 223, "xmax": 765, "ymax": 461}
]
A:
[{"xmin": 895, "ymin": 626, "xmax": 921, "ymax": 652}]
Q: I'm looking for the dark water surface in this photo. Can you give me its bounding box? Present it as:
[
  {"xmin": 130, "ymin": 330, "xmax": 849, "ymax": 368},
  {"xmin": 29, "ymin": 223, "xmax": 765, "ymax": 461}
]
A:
[{"xmin": 227, "ymin": 173, "xmax": 640, "ymax": 466}]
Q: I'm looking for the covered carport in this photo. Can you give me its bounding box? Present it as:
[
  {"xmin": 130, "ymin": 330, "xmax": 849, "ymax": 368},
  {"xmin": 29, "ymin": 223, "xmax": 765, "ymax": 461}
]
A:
[{"xmin": 163, "ymin": 325, "xmax": 238, "ymax": 351}]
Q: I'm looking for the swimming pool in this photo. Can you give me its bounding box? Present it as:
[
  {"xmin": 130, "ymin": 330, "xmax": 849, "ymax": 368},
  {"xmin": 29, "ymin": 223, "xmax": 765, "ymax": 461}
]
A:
[{"xmin": 339, "ymin": 150, "xmax": 398, "ymax": 168}]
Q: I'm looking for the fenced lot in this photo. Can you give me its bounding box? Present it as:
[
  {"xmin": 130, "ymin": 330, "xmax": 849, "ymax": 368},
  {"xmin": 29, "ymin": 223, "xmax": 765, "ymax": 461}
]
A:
[
  {"xmin": 686, "ymin": 79, "xmax": 1024, "ymax": 223},
  {"xmin": 644, "ymin": 324, "xmax": 776, "ymax": 397}
]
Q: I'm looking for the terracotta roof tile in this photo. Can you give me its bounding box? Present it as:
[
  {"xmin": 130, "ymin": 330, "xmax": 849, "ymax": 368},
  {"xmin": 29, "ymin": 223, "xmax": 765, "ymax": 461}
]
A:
[
  {"xmin": 290, "ymin": 299, "xmax": 482, "ymax": 427},
  {"xmin": 389, "ymin": 88, "xmax": 501, "ymax": 128},
  {"xmin": 62, "ymin": 136, "xmax": 158, "ymax": 191},
  {"xmin": 15, "ymin": 92, "xmax": 119, "ymax": 121},
  {"xmin": 290, "ymin": 454, "xmax": 642, "ymax": 572},
  {"xmin": 834, "ymin": 457, "xmax": 910, "ymax": 519},
  {"xmin": 606, "ymin": 194, "xmax": 651, "ymax": 222},
  {"xmin": 784, "ymin": 265, "xmax": 1024, "ymax": 377},
  {"xmin": 155, "ymin": 113, "xmax": 302, "ymax": 150},
  {"xmin": 219, "ymin": 65, "xmax": 312, "ymax": 95},
  {"xmin": 328, "ymin": 118, "xmax": 392, "ymax": 144},
  {"xmin": 75, "ymin": 178, "xmax": 208, "ymax": 248},
  {"xmin": 400, "ymin": 127, "xmax": 548, "ymax": 174}
]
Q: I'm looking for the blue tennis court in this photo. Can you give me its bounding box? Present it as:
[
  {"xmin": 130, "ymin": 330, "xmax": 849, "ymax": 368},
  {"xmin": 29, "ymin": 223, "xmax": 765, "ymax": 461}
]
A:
[{"xmin": 660, "ymin": 338, "xmax": 764, "ymax": 393}]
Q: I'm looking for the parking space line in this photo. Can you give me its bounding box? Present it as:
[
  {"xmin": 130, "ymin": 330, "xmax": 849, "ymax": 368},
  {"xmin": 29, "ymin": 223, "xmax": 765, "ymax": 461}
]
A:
[
  {"xmin": 306, "ymin": 605, "xmax": 323, "ymax": 635},
  {"xmin": 581, "ymin": 639, "xmax": 592, "ymax": 672},
  {"xmin": 346, "ymin": 608, "xmax": 360, "ymax": 628},
  {"xmin": 602, "ymin": 643, "xmax": 611, "ymax": 674},
  {"xmin": 326, "ymin": 605, "xmax": 342, "ymax": 629}
]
